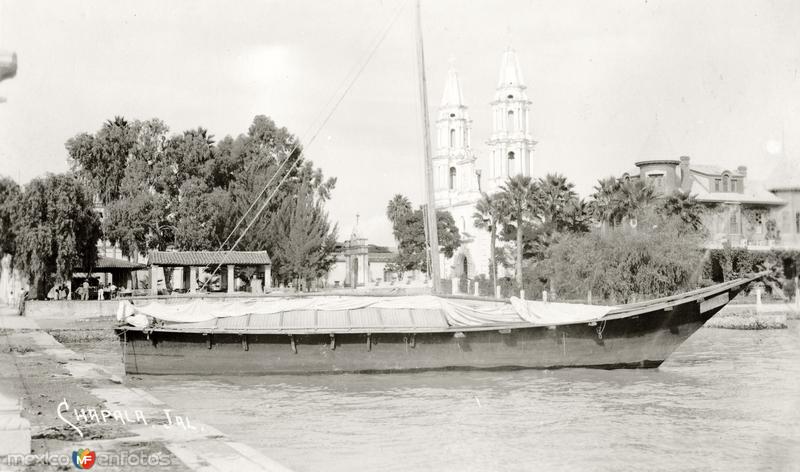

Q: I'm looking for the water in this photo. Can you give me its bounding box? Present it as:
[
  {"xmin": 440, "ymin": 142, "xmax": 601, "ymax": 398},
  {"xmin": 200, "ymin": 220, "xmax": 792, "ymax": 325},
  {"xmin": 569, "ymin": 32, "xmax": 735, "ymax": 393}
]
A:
[{"xmin": 134, "ymin": 323, "xmax": 800, "ymax": 472}]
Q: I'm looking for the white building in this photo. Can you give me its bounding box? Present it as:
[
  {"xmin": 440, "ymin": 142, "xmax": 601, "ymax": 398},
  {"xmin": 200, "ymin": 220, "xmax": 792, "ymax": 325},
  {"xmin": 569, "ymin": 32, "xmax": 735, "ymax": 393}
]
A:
[{"xmin": 434, "ymin": 49, "xmax": 536, "ymax": 283}]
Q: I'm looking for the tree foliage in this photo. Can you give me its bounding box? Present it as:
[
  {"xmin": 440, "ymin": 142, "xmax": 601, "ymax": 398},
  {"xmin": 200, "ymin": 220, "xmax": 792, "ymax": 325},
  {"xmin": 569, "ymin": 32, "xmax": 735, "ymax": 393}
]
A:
[
  {"xmin": 536, "ymin": 213, "xmax": 705, "ymax": 303},
  {"xmin": 472, "ymin": 192, "xmax": 505, "ymax": 288},
  {"xmin": 498, "ymin": 175, "xmax": 537, "ymax": 286},
  {"xmin": 66, "ymin": 116, "xmax": 137, "ymax": 204},
  {"xmin": 66, "ymin": 115, "xmax": 338, "ymax": 288},
  {"xmin": 269, "ymin": 183, "xmax": 338, "ymax": 289},
  {"xmin": 0, "ymin": 177, "xmax": 20, "ymax": 257},
  {"xmin": 492, "ymin": 173, "xmax": 590, "ymax": 285},
  {"xmin": 13, "ymin": 174, "xmax": 102, "ymax": 297},
  {"xmin": 659, "ymin": 190, "xmax": 707, "ymax": 232},
  {"xmin": 386, "ymin": 196, "xmax": 461, "ymax": 272}
]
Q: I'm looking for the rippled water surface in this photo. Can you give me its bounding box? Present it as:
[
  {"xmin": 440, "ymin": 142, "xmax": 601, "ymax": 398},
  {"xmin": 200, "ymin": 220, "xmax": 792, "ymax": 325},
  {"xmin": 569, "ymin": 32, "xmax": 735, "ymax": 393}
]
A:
[{"xmin": 139, "ymin": 323, "xmax": 800, "ymax": 471}]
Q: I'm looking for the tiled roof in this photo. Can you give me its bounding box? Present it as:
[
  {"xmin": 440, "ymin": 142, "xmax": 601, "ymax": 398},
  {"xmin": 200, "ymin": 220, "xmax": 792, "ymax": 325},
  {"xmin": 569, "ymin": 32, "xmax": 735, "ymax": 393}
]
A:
[
  {"xmin": 148, "ymin": 251, "xmax": 271, "ymax": 267},
  {"xmin": 690, "ymin": 178, "xmax": 785, "ymax": 206},
  {"xmin": 690, "ymin": 165, "xmax": 744, "ymax": 177},
  {"xmin": 77, "ymin": 257, "xmax": 147, "ymax": 271}
]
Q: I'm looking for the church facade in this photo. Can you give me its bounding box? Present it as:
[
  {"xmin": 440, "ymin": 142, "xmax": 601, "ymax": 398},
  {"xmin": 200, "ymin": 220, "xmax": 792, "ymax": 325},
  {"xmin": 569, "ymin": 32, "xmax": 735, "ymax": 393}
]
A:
[{"xmin": 433, "ymin": 49, "xmax": 536, "ymax": 285}]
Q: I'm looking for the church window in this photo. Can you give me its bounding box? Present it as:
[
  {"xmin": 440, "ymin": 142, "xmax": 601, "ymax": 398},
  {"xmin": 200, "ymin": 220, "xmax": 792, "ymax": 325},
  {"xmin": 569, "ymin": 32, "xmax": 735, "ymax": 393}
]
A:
[
  {"xmin": 722, "ymin": 174, "xmax": 729, "ymax": 192},
  {"xmin": 449, "ymin": 129, "xmax": 455, "ymax": 148},
  {"xmin": 507, "ymin": 110, "xmax": 515, "ymax": 131},
  {"xmin": 449, "ymin": 167, "xmax": 456, "ymax": 190},
  {"xmin": 449, "ymin": 113, "xmax": 455, "ymax": 118},
  {"xmin": 507, "ymin": 151, "xmax": 515, "ymax": 177},
  {"xmin": 507, "ymin": 94, "xmax": 514, "ymax": 99}
]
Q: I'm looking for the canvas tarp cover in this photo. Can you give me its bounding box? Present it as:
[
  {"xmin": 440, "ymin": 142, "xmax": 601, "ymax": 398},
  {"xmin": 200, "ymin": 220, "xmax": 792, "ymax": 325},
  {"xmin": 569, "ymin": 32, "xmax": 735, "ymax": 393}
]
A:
[{"xmin": 118, "ymin": 296, "xmax": 616, "ymax": 329}]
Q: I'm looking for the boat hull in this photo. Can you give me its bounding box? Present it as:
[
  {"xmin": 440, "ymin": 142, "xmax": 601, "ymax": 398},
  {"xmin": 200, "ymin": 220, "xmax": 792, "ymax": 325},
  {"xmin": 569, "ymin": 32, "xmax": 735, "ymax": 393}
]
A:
[{"xmin": 117, "ymin": 292, "xmax": 730, "ymax": 375}]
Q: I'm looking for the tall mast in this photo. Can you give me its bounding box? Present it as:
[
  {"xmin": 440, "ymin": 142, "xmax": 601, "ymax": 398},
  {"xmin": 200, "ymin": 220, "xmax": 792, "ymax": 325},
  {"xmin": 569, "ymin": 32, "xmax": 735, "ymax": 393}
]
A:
[{"xmin": 414, "ymin": 0, "xmax": 442, "ymax": 294}]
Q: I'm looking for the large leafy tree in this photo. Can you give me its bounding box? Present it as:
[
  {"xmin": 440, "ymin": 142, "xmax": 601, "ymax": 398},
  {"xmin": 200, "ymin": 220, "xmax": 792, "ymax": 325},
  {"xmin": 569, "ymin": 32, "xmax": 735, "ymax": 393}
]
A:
[
  {"xmin": 0, "ymin": 177, "xmax": 20, "ymax": 257},
  {"xmin": 387, "ymin": 196, "xmax": 461, "ymax": 273},
  {"xmin": 498, "ymin": 175, "xmax": 537, "ymax": 287},
  {"xmin": 14, "ymin": 174, "xmax": 101, "ymax": 298},
  {"xmin": 269, "ymin": 183, "xmax": 338, "ymax": 289},
  {"xmin": 215, "ymin": 116, "xmax": 336, "ymax": 256},
  {"xmin": 472, "ymin": 193, "xmax": 505, "ymax": 289},
  {"xmin": 66, "ymin": 116, "xmax": 137, "ymax": 204},
  {"xmin": 69, "ymin": 115, "xmax": 339, "ymax": 279},
  {"xmin": 538, "ymin": 213, "xmax": 705, "ymax": 303}
]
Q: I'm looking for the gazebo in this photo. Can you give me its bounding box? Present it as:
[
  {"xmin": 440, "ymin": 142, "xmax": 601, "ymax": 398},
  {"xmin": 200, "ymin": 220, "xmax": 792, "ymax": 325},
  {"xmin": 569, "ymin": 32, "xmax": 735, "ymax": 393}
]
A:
[{"xmin": 147, "ymin": 251, "xmax": 272, "ymax": 295}]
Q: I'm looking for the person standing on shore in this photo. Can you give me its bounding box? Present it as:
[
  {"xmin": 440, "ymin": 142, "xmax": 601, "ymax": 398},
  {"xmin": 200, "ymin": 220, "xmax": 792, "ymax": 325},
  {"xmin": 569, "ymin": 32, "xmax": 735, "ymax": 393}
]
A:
[
  {"xmin": 81, "ymin": 280, "xmax": 89, "ymax": 300},
  {"xmin": 97, "ymin": 284, "xmax": 104, "ymax": 301},
  {"xmin": 17, "ymin": 288, "xmax": 28, "ymax": 316}
]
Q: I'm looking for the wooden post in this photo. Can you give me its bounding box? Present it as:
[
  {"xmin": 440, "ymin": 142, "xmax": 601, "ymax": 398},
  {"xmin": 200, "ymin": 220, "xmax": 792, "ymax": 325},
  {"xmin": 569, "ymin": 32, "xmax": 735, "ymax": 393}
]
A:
[
  {"xmin": 189, "ymin": 266, "xmax": 198, "ymax": 293},
  {"xmin": 795, "ymin": 276, "xmax": 799, "ymax": 308},
  {"xmin": 519, "ymin": 289, "xmax": 525, "ymax": 300},
  {"xmin": 542, "ymin": 290, "xmax": 548, "ymax": 303},
  {"xmin": 264, "ymin": 264, "xmax": 271, "ymax": 289},
  {"xmin": 495, "ymin": 285, "xmax": 501, "ymax": 299},
  {"xmin": 227, "ymin": 264, "xmax": 235, "ymax": 294},
  {"xmin": 474, "ymin": 281, "xmax": 480, "ymax": 297},
  {"xmin": 150, "ymin": 265, "xmax": 159, "ymax": 295},
  {"xmin": 755, "ymin": 287, "xmax": 762, "ymax": 311},
  {"xmin": 587, "ymin": 290, "xmax": 592, "ymax": 305}
]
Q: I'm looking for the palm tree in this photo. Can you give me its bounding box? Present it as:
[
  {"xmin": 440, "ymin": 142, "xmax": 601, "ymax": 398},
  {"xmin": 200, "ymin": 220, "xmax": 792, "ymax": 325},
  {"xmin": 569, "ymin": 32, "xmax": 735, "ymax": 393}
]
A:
[
  {"xmin": 617, "ymin": 179, "xmax": 656, "ymax": 225},
  {"xmin": 472, "ymin": 193, "xmax": 505, "ymax": 290},
  {"xmin": 498, "ymin": 175, "xmax": 537, "ymax": 287},
  {"xmin": 386, "ymin": 194, "xmax": 412, "ymax": 241},
  {"xmin": 589, "ymin": 176, "xmax": 622, "ymax": 229},
  {"xmin": 661, "ymin": 190, "xmax": 705, "ymax": 231},
  {"xmin": 537, "ymin": 173, "xmax": 578, "ymax": 229}
]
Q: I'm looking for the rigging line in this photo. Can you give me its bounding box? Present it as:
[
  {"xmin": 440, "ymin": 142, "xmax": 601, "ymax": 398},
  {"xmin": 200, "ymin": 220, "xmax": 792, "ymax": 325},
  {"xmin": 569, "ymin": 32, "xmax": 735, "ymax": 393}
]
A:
[
  {"xmin": 200, "ymin": 0, "xmax": 409, "ymax": 288},
  {"xmin": 209, "ymin": 0, "xmax": 408, "ymax": 258}
]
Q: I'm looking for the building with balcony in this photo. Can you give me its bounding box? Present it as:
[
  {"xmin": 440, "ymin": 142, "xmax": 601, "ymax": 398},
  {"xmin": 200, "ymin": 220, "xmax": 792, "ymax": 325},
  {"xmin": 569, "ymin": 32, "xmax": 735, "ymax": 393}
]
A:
[{"xmin": 621, "ymin": 154, "xmax": 800, "ymax": 252}]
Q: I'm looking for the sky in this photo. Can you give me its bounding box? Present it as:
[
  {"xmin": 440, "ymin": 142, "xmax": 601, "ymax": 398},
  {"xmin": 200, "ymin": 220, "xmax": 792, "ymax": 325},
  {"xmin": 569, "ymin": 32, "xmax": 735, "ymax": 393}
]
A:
[{"xmin": 1, "ymin": 0, "xmax": 799, "ymax": 246}]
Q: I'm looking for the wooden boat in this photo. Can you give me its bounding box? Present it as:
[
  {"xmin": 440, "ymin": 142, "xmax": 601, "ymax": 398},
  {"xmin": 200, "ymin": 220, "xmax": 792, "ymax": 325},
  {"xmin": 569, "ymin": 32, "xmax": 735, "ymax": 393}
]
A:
[{"xmin": 115, "ymin": 275, "xmax": 759, "ymax": 375}]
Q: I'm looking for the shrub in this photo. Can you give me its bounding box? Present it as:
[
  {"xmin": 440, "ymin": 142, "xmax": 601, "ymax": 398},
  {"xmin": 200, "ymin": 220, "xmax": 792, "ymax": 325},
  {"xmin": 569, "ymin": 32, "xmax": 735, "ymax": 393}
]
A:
[{"xmin": 533, "ymin": 214, "xmax": 705, "ymax": 303}]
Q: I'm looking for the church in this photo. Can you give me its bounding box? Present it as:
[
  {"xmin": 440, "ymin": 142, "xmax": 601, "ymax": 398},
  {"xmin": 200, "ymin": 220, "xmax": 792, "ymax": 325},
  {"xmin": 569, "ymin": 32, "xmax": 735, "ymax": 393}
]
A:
[{"xmin": 433, "ymin": 48, "xmax": 536, "ymax": 285}]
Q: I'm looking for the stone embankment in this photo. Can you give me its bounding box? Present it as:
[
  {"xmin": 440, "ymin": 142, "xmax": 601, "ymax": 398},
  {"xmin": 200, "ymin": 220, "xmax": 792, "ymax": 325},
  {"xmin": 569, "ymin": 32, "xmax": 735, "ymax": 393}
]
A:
[
  {"xmin": 0, "ymin": 305, "xmax": 293, "ymax": 471},
  {"xmin": 706, "ymin": 303, "xmax": 799, "ymax": 330}
]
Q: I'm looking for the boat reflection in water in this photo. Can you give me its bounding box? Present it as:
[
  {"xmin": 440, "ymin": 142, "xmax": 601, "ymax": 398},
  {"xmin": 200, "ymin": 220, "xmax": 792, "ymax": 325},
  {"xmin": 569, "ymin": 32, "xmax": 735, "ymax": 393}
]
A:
[{"xmin": 116, "ymin": 276, "xmax": 760, "ymax": 375}]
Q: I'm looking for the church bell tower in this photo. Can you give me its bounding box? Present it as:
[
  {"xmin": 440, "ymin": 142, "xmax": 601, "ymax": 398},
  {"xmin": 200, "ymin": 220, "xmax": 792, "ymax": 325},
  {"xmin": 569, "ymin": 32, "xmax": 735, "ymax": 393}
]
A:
[
  {"xmin": 486, "ymin": 48, "xmax": 537, "ymax": 190},
  {"xmin": 433, "ymin": 62, "xmax": 479, "ymax": 208}
]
